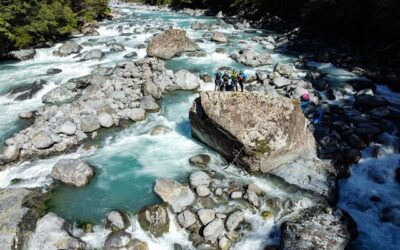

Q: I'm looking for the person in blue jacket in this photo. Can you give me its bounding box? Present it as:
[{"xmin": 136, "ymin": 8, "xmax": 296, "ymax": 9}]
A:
[{"xmin": 238, "ymin": 70, "xmax": 247, "ymax": 92}]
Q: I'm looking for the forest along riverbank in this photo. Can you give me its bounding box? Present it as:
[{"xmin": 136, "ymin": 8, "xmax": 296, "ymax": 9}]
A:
[{"xmin": 0, "ymin": 1, "xmax": 399, "ymax": 250}]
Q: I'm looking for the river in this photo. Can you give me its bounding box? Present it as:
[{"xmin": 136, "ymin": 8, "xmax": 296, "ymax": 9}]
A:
[{"xmin": 0, "ymin": 2, "xmax": 399, "ymax": 250}]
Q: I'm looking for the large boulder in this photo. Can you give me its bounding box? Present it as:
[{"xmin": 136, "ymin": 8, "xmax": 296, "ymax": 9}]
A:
[
  {"xmin": 211, "ymin": 32, "xmax": 228, "ymax": 43},
  {"xmin": 9, "ymin": 48, "xmax": 36, "ymax": 60},
  {"xmin": 231, "ymin": 49, "xmax": 272, "ymax": 67},
  {"xmin": 53, "ymin": 41, "xmax": 82, "ymax": 56},
  {"xmin": 174, "ymin": 70, "xmax": 200, "ymax": 90},
  {"xmin": 31, "ymin": 130, "xmax": 54, "ymax": 149},
  {"xmin": 154, "ymin": 178, "xmax": 196, "ymax": 213},
  {"xmin": 51, "ymin": 159, "xmax": 94, "ymax": 187},
  {"xmin": 80, "ymin": 114, "xmax": 101, "ymax": 133},
  {"xmin": 189, "ymin": 92, "xmax": 316, "ymax": 173},
  {"xmin": 137, "ymin": 204, "xmax": 169, "ymax": 238},
  {"xmin": 146, "ymin": 29, "xmax": 200, "ymax": 59},
  {"xmin": 280, "ymin": 206, "xmax": 356, "ymax": 250},
  {"xmin": 28, "ymin": 213, "xmax": 85, "ymax": 250}
]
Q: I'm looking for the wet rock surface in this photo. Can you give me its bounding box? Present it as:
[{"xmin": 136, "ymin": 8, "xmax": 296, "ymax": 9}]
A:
[{"xmin": 51, "ymin": 159, "xmax": 94, "ymax": 187}]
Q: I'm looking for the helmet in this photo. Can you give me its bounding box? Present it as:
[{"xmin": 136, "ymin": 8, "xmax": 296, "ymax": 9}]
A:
[{"xmin": 301, "ymin": 93, "xmax": 310, "ymax": 101}]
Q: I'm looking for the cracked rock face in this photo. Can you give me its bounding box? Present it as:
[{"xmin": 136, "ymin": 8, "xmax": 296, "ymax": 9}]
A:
[{"xmin": 189, "ymin": 91, "xmax": 316, "ymax": 173}]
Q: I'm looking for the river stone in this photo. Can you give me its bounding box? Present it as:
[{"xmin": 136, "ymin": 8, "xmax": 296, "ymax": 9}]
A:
[
  {"xmin": 231, "ymin": 49, "xmax": 272, "ymax": 67},
  {"xmin": 2, "ymin": 144, "xmax": 21, "ymax": 163},
  {"xmin": 189, "ymin": 92, "xmax": 316, "ymax": 173},
  {"xmin": 189, "ymin": 171, "xmax": 210, "ymax": 187},
  {"xmin": 109, "ymin": 43, "xmax": 125, "ymax": 52},
  {"xmin": 211, "ymin": 32, "xmax": 228, "ymax": 43},
  {"xmin": 9, "ymin": 48, "xmax": 36, "ymax": 60},
  {"xmin": 191, "ymin": 21, "xmax": 209, "ymax": 30},
  {"xmin": 174, "ymin": 70, "xmax": 200, "ymax": 90},
  {"xmin": 31, "ymin": 130, "xmax": 54, "ymax": 149},
  {"xmin": 189, "ymin": 154, "xmax": 211, "ymax": 167},
  {"xmin": 246, "ymin": 190, "xmax": 260, "ymax": 207},
  {"xmin": 273, "ymin": 77, "xmax": 292, "ymax": 88},
  {"xmin": 196, "ymin": 186, "xmax": 211, "ymax": 197},
  {"xmin": 143, "ymin": 80, "xmax": 162, "ymax": 99},
  {"xmin": 47, "ymin": 68, "xmax": 62, "ymax": 75},
  {"xmin": 280, "ymin": 206, "xmax": 355, "ymax": 250},
  {"xmin": 80, "ymin": 114, "xmax": 101, "ymax": 133},
  {"xmin": 59, "ymin": 121, "xmax": 77, "ymax": 135},
  {"xmin": 124, "ymin": 51, "xmax": 138, "ymax": 59},
  {"xmin": 219, "ymin": 236, "xmax": 232, "ymax": 250},
  {"xmin": 18, "ymin": 112, "xmax": 33, "ymax": 119},
  {"xmin": 126, "ymin": 239, "xmax": 149, "ymax": 250},
  {"xmin": 29, "ymin": 213, "xmax": 85, "ymax": 250},
  {"xmin": 154, "ymin": 178, "xmax": 195, "ymax": 213},
  {"xmin": 137, "ymin": 204, "xmax": 169, "ymax": 237},
  {"xmin": 104, "ymin": 231, "xmax": 132, "ymax": 250},
  {"xmin": 140, "ymin": 96, "xmax": 160, "ymax": 112},
  {"xmin": 83, "ymin": 49, "xmax": 104, "ymax": 60},
  {"xmin": 203, "ymin": 218, "xmax": 225, "ymax": 242},
  {"xmin": 51, "ymin": 159, "xmax": 94, "ymax": 187},
  {"xmin": 54, "ymin": 41, "xmax": 82, "ymax": 56},
  {"xmin": 98, "ymin": 112, "xmax": 114, "ymax": 128},
  {"xmin": 125, "ymin": 108, "xmax": 146, "ymax": 122},
  {"xmin": 198, "ymin": 209, "xmax": 216, "ymax": 225},
  {"xmin": 106, "ymin": 210, "xmax": 131, "ymax": 231},
  {"xmin": 84, "ymin": 29, "xmax": 100, "ymax": 36},
  {"xmin": 270, "ymin": 157, "xmax": 337, "ymax": 201},
  {"xmin": 226, "ymin": 211, "xmax": 244, "ymax": 231},
  {"xmin": 177, "ymin": 210, "xmax": 197, "ymax": 229},
  {"xmin": 231, "ymin": 191, "xmax": 243, "ymax": 199},
  {"xmin": 146, "ymin": 29, "xmax": 200, "ymax": 59},
  {"xmin": 274, "ymin": 63, "xmax": 296, "ymax": 78},
  {"xmin": 149, "ymin": 126, "xmax": 171, "ymax": 136}
]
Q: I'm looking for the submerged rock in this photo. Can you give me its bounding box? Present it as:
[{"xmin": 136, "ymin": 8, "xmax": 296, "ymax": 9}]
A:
[
  {"xmin": 104, "ymin": 231, "xmax": 132, "ymax": 250},
  {"xmin": 154, "ymin": 178, "xmax": 195, "ymax": 213},
  {"xmin": 189, "ymin": 154, "xmax": 211, "ymax": 167},
  {"xmin": 51, "ymin": 159, "xmax": 94, "ymax": 187},
  {"xmin": 146, "ymin": 29, "xmax": 200, "ymax": 59},
  {"xmin": 280, "ymin": 206, "xmax": 356, "ymax": 250},
  {"xmin": 189, "ymin": 92, "xmax": 316, "ymax": 173},
  {"xmin": 149, "ymin": 126, "xmax": 171, "ymax": 136},
  {"xmin": 47, "ymin": 68, "xmax": 62, "ymax": 75},
  {"xmin": 137, "ymin": 204, "xmax": 169, "ymax": 237}
]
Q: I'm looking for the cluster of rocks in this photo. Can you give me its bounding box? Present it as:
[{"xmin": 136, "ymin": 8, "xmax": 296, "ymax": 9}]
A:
[
  {"xmin": 0, "ymin": 57, "xmax": 201, "ymax": 165},
  {"xmin": 149, "ymin": 169, "xmax": 291, "ymax": 249},
  {"xmin": 231, "ymin": 48, "xmax": 273, "ymax": 67}
]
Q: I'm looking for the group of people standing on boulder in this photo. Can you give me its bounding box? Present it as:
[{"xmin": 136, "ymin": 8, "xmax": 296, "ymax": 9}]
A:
[{"xmin": 214, "ymin": 69, "xmax": 247, "ymax": 92}]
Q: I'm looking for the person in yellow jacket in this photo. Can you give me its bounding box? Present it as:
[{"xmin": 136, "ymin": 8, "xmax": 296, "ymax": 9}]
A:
[{"xmin": 231, "ymin": 69, "xmax": 239, "ymax": 91}]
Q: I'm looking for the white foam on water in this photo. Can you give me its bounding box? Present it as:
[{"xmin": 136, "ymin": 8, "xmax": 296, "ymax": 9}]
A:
[{"xmin": 0, "ymin": 151, "xmax": 85, "ymax": 188}]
